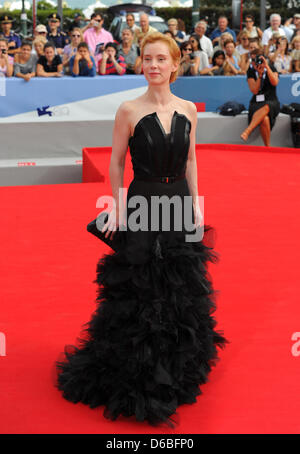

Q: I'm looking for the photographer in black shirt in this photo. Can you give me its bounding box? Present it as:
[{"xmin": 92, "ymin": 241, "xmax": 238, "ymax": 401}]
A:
[{"xmin": 241, "ymin": 49, "xmax": 280, "ymax": 147}]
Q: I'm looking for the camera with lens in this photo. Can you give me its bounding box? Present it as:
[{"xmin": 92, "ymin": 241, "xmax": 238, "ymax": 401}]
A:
[{"xmin": 255, "ymin": 55, "xmax": 264, "ymax": 65}]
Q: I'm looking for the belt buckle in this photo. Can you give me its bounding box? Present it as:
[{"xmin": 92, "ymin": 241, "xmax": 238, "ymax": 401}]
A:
[{"xmin": 161, "ymin": 176, "xmax": 176, "ymax": 183}]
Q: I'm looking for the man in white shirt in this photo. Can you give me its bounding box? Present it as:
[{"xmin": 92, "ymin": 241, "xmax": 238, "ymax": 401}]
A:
[
  {"xmin": 261, "ymin": 13, "xmax": 287, "ymax": 54},
  {"xmin": 194, "ymin": 21, "xmax": 213, "ymax": 61}
]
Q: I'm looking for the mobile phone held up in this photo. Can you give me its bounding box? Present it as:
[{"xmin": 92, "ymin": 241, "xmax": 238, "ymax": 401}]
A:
[{"xmin": 95, "ymin": 43, "xmax": 104, "ymax": 55}]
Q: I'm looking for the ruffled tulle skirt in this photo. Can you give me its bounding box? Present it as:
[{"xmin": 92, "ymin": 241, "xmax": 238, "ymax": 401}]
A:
[{"xmin": 55, "ymin": 178, "xmax": 228, "ymax": 428}]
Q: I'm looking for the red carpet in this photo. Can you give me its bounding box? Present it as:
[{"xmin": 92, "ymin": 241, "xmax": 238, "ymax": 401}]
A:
[{"xmin": 1, "ymin": 144, "xmax": 300, "ymax": 434}]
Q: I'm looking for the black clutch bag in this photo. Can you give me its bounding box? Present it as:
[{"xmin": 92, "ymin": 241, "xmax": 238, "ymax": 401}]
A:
[{"xmin": 87, "ymin": 211, "xmax": 126, "ymax": 252}]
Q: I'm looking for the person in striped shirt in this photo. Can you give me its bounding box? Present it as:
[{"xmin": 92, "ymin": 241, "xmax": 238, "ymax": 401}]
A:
[{"xmin": 98, "ymin": 42, "xmax": 126, "ymax": 75}]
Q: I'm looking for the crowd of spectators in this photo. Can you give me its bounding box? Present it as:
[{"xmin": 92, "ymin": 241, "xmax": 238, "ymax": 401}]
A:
[
  {"xmin": 0, "ymin": 10, "xmax": 299, "ymax": 79},
  {"xmin": 177, "ymin": 13, "xmax": 300, "ymax": 77}
]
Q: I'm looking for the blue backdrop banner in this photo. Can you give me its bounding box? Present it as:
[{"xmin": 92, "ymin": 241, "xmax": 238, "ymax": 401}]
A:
[{"xmin": 0, "ymin": 74, "xmax": 298, "ymax": 120}]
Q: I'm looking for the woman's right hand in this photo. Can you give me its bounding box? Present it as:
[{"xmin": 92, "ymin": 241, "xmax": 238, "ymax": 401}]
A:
[{"xmin": 101, "ymin": 205, "xmax": 126, "ymax": 239}]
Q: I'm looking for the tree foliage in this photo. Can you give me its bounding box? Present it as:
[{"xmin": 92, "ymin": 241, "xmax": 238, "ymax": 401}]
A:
[
  {"xmin": 0, "ymin": 1, "xmax": 299, "ymax": 35},
  {"xmin": 200, "ymin": 0, "xmax": 300, "ymax": 7}
]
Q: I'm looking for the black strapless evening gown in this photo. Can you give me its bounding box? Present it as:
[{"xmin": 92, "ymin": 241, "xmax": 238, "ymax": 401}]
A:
[{"xmin": 55, "ymin": 110, "xmax": 228, "ymax": 427}]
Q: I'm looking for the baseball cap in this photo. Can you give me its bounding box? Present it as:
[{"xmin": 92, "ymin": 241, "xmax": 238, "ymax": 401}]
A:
[
  {"xmin": 294, "ymin": 13, "xmax": 300, "ymax": 19},
  {"xmin": 36, "ymin": 24, "xmax": 47, "ymax": 33}
]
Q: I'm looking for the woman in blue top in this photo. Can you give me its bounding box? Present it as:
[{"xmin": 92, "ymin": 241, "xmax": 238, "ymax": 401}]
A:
[
  {"xmin": 223, "ymin": 40, "xmax": 242, "ymax": 75},
  {"xmin": 69, "ymin": 42, "xmax": 96, "ymax": 77}
]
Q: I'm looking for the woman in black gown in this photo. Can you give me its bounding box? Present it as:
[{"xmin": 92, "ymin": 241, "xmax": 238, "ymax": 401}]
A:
[
  {"xmin": 55, "ymin": 32, "xmax": 228, "ymax": 428},
  {"xmin": 241, "ymin": 49, "xmax": 280, "ymax": 147}
]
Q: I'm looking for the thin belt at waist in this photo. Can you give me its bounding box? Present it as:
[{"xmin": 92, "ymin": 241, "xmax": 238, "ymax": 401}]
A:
[{"xmin": 134, "ymin": 173, "xmax": 186, "ymax": 184}]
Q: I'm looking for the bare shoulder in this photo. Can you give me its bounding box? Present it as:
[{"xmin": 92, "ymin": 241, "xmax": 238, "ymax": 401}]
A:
[
  {"xmin": 115, "ymin": 100, "xmax": 135, "ymax": 120},
  {"xmin": 186, "ymin": 100, "xmax": 197, "ymax": 117},
  {"xmin": 176, "ymin": 98, "xmax": 197, "ymax": 124},
  {"xmin": 115, "ymin": 99, "xmax": 143, "ymax": 127}
]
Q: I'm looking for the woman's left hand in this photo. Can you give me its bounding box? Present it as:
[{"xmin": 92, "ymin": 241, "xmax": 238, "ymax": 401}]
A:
[{"xmin": 193, "ymin": 202, "xmax": 203, "ymax": 229}]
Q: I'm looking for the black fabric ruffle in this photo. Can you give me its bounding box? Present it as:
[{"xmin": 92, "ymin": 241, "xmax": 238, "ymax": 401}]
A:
[{"xmin": 55, "ymin": 225, "xmax": 228, "ymax": 428}]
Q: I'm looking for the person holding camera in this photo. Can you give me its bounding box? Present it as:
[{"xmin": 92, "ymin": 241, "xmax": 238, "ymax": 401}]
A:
[
  {"xmin": 83, "ymin": 13, "xmax": 113, "ymax": 68},
  {"xmin": 0, "ymin": 37, "xmax": 13, "ymax": 77},
  {"xmin": 241, "ymin": 49, "xmax": 280, "ymax": 147},
  {"xmin": 69, "ymin": 42, "xmax": 96, "ymax": 77},
  {"xmin": 178, "ymin": 41, "xmax": 195, "ymax": 76}
]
